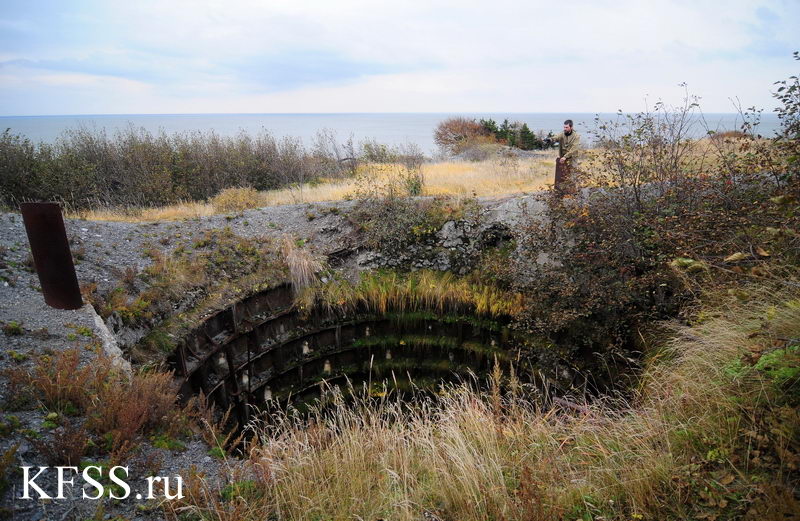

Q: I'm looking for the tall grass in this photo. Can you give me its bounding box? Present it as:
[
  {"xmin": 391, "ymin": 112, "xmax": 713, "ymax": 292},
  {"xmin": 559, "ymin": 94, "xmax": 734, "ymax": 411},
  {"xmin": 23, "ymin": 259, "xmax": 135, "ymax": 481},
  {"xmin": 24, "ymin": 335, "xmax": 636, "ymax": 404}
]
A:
[
  {"xmin": 164, "ymin": 282, "xmax": 800, "ymax": 520},
  {"xmin": 281, "ymin": 236, "xmax": 324, "ymax": 290},
  {"xmin": 298, "ymin": 270, "xmax": 525, "ymax": 318},
  {"xmin": 250, "ymin": 156, "xmax": 554, "ymax": 205}
]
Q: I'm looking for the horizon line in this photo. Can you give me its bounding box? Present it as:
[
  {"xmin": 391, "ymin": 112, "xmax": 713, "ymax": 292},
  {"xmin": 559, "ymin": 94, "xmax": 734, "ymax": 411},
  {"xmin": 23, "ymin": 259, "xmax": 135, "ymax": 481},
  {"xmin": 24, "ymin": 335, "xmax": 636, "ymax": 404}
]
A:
[{"xmin": 0, "ymin": 110, "xmax": 776, "ymax": 118}]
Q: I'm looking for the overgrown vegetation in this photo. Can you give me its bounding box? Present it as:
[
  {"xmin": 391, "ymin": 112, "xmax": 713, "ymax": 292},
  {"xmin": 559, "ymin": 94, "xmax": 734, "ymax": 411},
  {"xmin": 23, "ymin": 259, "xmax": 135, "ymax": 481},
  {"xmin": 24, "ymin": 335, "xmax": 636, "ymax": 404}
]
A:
[
  {"xmin": 348, "ymin": 194, "xmax": 479, "ymax": 257},
  {"xmin": 3, "ymin": 52, "xmax": 798, "ymax": 521},
  {"xmin": 83, "ymin": 227, "xmax": 287, "ymax": 361},
  {"xmin": 162, "ymin": 284, "xmax": 799, "ymax": 520},
  {"xmin": 434, "ymin": 116, "xmax": 552, "ymax": 158},
  {"xmin": 4, "ymin": 348, "xmax": 178, "ymax": 464},
  {"xmin": 0, "ymin": 127, "xmax": 324, "ymax": 209},
  {"xmin": 68, "ymin": 154, "xmax": 554, "ymax": 222},
  {"xmin": 510, "ymin": 87, "xmax": 799, "ymax": 360},
  {"xmin": 0, "ymin": 127, "xmax": 421, "ymax": 211}
]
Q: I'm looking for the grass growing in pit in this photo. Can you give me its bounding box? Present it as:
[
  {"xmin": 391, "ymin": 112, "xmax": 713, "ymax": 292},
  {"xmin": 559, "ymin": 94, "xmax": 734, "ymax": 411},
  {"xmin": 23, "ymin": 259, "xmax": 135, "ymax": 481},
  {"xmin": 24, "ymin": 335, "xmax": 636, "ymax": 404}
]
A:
[{"xmin": 297, "ymin": 269, "xmax": 524, "ymax": 319}]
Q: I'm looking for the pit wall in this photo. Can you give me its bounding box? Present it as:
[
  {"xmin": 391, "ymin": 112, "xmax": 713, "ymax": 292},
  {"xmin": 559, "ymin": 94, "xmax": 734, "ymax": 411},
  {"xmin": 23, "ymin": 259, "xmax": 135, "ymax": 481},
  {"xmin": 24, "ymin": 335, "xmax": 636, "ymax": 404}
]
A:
[{"xmin": 170, "ymin": 284, "xmax": 523, "ymax": 422}]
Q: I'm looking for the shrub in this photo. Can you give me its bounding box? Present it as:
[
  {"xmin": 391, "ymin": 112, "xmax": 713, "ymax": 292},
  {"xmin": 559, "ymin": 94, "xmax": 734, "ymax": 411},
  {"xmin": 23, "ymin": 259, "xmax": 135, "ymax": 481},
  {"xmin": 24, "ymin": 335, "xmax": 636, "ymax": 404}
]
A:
[
  {"xmin": 774, "ymin": 51, "xmax": 800, "ymax": 176},
  {"xmin": 87, "ymin": 370, "xmax": 177, "ymax": 460},
  {"xmin": 513, "ymin": 85, "xmax": 799, "ymax": 353},
  {"xmin": 211, "ymin": 187, "xmax": 262, "ymax": 213},
  {"xmin": 0, "ymin": 126, "xmax": 335, "ymax": 210},
  {"xmin": 8, "ymin": 348, "xmax": 178, "ymax": 462},
  {"xmin": 434, "ymin": 117, "xmax": 490, "ymax": 155},
  {"xmin": 457, "ymin": 136, "xmax": 502, "ymax": 161},
  {"xmin": 28, "ymin": 421, "xmax": 88, "ymax": 466}
]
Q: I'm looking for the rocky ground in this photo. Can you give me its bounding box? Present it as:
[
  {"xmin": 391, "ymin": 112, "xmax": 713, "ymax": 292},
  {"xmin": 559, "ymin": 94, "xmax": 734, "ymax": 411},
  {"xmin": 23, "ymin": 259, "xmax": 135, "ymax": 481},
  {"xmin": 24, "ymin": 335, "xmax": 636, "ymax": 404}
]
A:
[{"xmin": 0, "ymin": 193, "xmax": 544, "ymax": 520}]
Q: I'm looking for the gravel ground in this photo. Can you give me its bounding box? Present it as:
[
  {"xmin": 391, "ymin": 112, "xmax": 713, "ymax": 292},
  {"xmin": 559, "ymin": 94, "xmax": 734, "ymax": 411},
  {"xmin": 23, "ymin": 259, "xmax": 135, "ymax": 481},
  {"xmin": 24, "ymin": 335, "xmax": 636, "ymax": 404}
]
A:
[{"xmin": 0, "ymin": 194, "xmax": 542, "ymax": 520}]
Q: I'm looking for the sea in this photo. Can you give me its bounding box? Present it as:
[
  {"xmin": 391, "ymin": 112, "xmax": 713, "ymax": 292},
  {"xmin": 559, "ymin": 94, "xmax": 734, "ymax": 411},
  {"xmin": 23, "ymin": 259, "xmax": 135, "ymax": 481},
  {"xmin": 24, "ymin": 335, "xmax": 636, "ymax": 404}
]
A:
[{"xmin": 0, "ymin": 112, "xmax": 783, "ymax": 157}]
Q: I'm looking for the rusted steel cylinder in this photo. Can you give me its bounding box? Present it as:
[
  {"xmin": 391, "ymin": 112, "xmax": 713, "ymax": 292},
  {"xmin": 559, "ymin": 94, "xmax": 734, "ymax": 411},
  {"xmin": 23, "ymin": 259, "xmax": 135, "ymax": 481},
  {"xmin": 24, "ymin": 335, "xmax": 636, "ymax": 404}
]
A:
[
  {"xmin": 20, "ymin": 202, "xmax": 83, "ymax": 310},
  {"xmin": 554, "ymin": 160, "xmax": 576, "ymax": 196}
]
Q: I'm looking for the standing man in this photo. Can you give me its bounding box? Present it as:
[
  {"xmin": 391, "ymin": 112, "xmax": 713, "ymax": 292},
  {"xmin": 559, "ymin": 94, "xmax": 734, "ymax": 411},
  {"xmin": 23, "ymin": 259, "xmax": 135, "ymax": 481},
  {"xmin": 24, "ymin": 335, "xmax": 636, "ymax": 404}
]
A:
[{"xmin": 550, "ymin": 119, "xmax": 581, "ymax": 195}]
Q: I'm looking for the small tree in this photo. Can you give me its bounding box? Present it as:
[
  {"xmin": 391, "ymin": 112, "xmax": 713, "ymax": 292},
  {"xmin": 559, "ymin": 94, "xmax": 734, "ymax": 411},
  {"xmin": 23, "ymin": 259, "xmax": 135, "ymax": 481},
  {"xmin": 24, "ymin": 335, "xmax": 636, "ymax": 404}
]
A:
[
  {"xmin": 499, "ymin": 119, "xmax": 514, "ymax": 146},
  {"xmin": 479, "ymin": 118, "xmax": 499, "ymax": 136},
  {"xmin": 517, "ymin": 123, "xmax": 541, "ymax": 150}
]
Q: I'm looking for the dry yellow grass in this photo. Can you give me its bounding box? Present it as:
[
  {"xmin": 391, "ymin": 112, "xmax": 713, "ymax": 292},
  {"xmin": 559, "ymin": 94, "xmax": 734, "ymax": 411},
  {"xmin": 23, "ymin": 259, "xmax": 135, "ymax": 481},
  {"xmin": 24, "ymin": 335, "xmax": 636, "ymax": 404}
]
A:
[
  {"xmin": 74, "ymin": 201, "xmax": 217, "ymax": 222},
  {"xmin": 69, "ymin": 154, "xmax": 558, "ymax": 222},
  {"xmin": 165, "ymin": 281, "xmax": 800, "ymax": 520},
  {"xmin": 422, "ymin": 155, "xmax": 554, "ymax": 196}
]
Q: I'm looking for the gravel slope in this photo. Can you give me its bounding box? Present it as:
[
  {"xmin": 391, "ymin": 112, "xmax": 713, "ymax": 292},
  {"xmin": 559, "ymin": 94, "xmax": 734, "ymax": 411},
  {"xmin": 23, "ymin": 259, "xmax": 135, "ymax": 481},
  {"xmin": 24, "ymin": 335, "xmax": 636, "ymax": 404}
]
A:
[{"xmin": 0, "ymin": 194, "xmax": 542, "ymax": 520}]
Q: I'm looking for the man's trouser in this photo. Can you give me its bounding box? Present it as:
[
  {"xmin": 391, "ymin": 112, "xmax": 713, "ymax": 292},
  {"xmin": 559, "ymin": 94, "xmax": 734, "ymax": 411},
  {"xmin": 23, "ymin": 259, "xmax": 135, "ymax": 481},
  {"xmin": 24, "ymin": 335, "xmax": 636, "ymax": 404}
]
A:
[{"xmin": 555, "ymin": 159, "xmax": 577, "ymax": 195}]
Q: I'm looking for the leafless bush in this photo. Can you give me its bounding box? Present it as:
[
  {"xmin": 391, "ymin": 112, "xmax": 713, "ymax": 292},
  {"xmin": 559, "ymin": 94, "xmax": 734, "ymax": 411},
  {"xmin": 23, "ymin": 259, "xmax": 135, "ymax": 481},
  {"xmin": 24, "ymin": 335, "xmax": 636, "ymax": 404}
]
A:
[
  {"xmin": 434, "ymin": 117, "xmax": 491, "ymax": 155},
  {"xmin": 311, "ymin": 128, "xmax": 358, "ymax": 178},
  {"xmin": 589, "ymin": 87, "xmax": 703, "ymax": 210}
]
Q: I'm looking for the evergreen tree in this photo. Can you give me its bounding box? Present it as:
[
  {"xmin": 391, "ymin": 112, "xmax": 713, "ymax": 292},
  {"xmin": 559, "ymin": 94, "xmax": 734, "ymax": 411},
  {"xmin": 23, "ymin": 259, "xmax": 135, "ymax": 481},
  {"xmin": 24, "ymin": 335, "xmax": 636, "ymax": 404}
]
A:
[
  {"xmin": 518, "ymin": 123, "xmax": 536, "ymax": 150},
  {"xmin": 479, "ymin": 118, "xmax": 499, "ymax": 137},
  {"xmin": 499, "ymin": 119, "xmax": 512, "ymax": 143}
]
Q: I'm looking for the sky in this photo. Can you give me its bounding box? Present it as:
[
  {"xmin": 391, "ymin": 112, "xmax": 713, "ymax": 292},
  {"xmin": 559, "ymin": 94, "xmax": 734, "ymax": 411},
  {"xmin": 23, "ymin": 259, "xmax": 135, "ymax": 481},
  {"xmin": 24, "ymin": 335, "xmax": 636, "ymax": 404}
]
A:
[{"xmin": 0, "ymin": 0, "xmax": 797, "ymax": 115}]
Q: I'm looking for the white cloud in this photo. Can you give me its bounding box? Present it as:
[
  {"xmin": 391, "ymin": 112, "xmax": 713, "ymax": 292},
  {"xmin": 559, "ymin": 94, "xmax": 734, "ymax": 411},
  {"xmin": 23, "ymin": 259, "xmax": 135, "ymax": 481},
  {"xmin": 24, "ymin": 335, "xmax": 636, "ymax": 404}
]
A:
[{"xmin": 0, "ymin": 0, "xmax": 797, "ymax": 114}]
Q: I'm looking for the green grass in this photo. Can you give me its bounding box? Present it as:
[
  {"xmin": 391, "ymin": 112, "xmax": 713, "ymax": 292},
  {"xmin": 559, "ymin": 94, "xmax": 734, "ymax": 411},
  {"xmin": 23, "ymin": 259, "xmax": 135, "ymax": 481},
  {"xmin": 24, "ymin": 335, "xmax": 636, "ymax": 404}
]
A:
[{"xmin": 299, "ymin": 269, "xmax": 524, "ymax": 319}]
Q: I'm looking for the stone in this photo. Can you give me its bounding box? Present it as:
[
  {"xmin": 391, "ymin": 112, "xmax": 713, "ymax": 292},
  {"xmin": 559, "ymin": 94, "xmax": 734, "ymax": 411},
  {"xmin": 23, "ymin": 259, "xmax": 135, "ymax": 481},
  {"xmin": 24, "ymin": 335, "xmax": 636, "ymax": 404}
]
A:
[{"xmin": 438, "ymin": 221, "xmax": 465, "ymax": 248}]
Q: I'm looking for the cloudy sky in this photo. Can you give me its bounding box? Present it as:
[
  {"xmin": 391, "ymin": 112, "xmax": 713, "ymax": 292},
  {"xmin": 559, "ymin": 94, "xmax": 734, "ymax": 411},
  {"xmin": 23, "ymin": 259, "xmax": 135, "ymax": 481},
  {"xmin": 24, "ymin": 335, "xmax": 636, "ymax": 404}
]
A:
[{"xmin": 0, "ymin": 0, "xmax": 797, "ymax": 115}]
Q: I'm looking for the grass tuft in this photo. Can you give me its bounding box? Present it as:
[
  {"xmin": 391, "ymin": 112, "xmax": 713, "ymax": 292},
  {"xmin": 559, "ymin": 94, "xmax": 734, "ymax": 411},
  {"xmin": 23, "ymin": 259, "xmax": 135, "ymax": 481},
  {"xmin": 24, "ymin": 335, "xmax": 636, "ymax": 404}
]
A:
[
  {"xmin": 211, "ymin": 187, "xmax": 262, "ymax": 213},
  {"xmin": 281, "ymin": 236, "xmax": 324, "ymax": 290}
]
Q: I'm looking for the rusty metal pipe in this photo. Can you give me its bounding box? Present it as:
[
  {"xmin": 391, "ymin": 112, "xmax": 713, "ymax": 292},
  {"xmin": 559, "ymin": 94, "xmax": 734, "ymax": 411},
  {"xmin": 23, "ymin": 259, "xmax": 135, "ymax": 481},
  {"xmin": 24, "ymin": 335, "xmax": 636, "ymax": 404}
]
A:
[{"xmin": 20, "ymin": 202, "xmax": 83, "ymax": 310}]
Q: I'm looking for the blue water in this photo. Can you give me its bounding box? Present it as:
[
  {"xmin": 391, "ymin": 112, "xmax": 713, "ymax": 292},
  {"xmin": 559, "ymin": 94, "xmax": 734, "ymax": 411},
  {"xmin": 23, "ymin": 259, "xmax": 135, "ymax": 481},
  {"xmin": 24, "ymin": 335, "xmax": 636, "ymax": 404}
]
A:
[{"xmin": 0, "ymin": 112, "xmax": 782, "ymax": 156}]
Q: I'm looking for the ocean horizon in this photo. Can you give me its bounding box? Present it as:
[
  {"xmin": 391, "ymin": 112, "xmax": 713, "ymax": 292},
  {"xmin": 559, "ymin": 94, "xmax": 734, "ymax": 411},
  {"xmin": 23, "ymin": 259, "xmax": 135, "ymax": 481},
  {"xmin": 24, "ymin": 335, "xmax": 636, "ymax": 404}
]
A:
[{"xmin": 0, "ymin": 112, "xmax": 782, "ymax": 156}]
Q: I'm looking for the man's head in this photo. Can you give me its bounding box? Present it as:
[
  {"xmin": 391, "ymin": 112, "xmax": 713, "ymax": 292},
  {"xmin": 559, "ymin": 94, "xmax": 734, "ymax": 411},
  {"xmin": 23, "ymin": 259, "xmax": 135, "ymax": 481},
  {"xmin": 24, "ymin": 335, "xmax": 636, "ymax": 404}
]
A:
[{"xmin": 563, "ymin": 119, "xmax": 573, "ymax": 134}]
